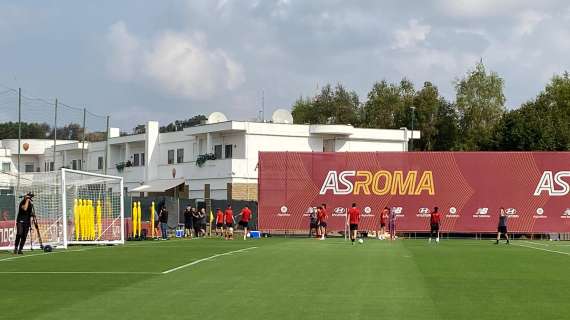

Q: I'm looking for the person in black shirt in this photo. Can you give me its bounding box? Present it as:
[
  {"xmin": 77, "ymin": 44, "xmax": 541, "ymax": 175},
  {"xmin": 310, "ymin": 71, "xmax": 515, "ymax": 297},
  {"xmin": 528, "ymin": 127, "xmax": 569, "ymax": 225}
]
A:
[
  {"xmin": 496, "ymin": 207, "xmax": 510, "ymax": 245},
  {"xmin": 183, "ymin": 205, "xmax": 193, "ymax": 238},
  {"xmin": 159, "ymin": 207, "xmax": 169, "ymax": 240},
  {"xmin": 199, "ymin": 208, "xmax": 207, "ymax": 236},
  {"xmin": 191, "ymin": 207, "xmax": 201, "ymax": 237},
  {"xmin": 14, "ymin": 193, "xmax": 34, "ymax": 254}
]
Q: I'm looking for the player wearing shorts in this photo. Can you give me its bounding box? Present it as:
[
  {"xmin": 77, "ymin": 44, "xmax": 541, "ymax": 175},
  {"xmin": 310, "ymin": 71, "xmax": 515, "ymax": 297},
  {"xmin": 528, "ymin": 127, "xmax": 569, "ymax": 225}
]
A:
[
  {"xmin": 378, "ymin": 206, "xmax": 389, "ymax": 240},
  {"xmin": 237, "ymin": 206, "xmax": 253, "ymax": 240},
  {"xmin": 496, "ymin": 207, "xmax": 510, "ymax": 245},
  {"xmin": 429, "ymin": 206, "xmax": 441, "ymax": 244},
  {"xmin": 224, "ymin": 205, "xmax": 235, "ymax": 240},
  {"xmin": 347, "ymin": 203, "xmax": 361, "ymax": 245},
  {"xmin": 215, "ymin": 208, "xmax": 224, "ymax": 237},
  {"xmin": 317, "ymin": 204, "xmax": 328, "ymax": 240},
  {"xmin": 389, "ymin": 207, "xmax": 397, "ymax": 241}
]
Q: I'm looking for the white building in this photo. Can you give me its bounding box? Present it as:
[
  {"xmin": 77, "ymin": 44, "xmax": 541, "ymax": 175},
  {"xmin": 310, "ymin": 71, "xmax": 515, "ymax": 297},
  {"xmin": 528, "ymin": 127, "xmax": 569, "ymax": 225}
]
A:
[{"xmin": 1, "ymin": 112, "xmax": 420, "ymax": 201}]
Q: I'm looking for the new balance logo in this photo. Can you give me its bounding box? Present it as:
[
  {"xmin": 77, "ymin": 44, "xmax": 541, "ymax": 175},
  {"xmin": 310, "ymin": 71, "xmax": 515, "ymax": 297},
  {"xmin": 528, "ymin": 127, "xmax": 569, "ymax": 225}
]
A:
[{"xmin": 477, "ymin": 208, "xmax": 488, "ymax": 215}]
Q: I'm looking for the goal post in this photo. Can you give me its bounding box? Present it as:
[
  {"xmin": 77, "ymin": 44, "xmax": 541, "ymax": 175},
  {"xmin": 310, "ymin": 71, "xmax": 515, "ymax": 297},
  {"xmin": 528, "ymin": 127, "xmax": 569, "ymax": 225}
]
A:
[
  {"xmin": 0, "ymin": 169, "xmax": 124, "ymax": 251},
  {"xmin": 62, "ymin": 169, "xmax": 124, "ymax": 246}
]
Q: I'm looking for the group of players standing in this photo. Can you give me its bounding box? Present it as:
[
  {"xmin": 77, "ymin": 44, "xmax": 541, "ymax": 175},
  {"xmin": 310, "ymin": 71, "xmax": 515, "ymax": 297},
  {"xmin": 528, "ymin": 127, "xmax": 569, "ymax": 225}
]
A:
[
  {"xmin": 308, "ymin": 204, "xmax": 511, "ymax": 245},
  {"xmin": 213, "ymin": 205, "xmax": 253, "ymax": 240},
  {"xmin": 308, "ymin": 203, "xmax": 443, "ymax": 244}
]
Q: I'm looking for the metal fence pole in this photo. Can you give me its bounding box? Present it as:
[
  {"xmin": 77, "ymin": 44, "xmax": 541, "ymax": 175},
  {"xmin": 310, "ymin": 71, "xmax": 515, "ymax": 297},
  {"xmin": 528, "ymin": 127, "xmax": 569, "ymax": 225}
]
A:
[
  {"xmin": 81, "ymin": 108, "xmax": 86, "ymax": 170},
  {"xmin": 104, "ymin": 115, "xmax": 110, "ymax": 174},
  {"xmin": 17, "ymin": 88, "xmax": 21, "ymax": 187},
  {"xmin": 53, "ymin": 98, "xmax": 58, "ymax": 171}
]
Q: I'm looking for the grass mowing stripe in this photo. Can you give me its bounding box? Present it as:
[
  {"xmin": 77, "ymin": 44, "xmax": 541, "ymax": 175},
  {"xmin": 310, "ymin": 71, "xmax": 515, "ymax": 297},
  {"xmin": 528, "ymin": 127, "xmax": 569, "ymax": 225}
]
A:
[
  {"xmin": 514, "ymin": 243, "xmax": 570, "ymax": 256},
  {"xmin": 0, "ymin": 271, "xmax": 160, "ymax": 274},
  {"xmin": 0, "ymin": 247, "xmax": 92, "ymax": 262},
  {"xmin": 162, "ymin": 246, "xmax": 258, "ymax": 274}
]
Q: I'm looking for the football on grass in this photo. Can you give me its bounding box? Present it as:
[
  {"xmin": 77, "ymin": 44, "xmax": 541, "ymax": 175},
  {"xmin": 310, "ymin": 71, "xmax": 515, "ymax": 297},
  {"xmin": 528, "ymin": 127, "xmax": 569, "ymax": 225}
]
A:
[{"xmin": 358, "ymin": 239, "xmax": 364, "ymax": 244}]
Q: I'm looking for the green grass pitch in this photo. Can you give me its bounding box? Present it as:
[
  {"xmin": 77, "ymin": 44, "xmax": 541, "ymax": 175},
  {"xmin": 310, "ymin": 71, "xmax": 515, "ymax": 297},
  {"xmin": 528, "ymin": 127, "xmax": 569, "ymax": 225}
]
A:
[{"xmin": 1, "ymin": 238, "xmax": 569, "ymax": 320}]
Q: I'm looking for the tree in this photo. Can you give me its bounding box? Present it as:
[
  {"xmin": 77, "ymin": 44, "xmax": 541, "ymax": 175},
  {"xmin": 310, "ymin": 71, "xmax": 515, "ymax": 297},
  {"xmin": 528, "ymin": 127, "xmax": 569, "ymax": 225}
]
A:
[
  {"xmin": 433, "ymin": 100, "xmax": 460, "ymax": 151},
  {"xmin": 291, "ymin": 84, "xmax": 360, "ymax": 125},
  {"xmin": 361, "ymin": 79, "xmax": 414, "ymax": 130},
  {"xmin": 455, "ymin": 62, "xmax": 506, "ymax": 150},
  {"xmin": 412, "ymin": 82, "xmax": 440, "ymax": 150},
  {"xmin": 493, "ymin": 72, "xmax": 570, "ymax": 150}
]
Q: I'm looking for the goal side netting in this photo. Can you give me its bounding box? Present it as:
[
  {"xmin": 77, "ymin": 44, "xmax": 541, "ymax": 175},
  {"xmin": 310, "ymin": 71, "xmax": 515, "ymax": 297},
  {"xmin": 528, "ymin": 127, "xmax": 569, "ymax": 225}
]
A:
[{"xmin": 0, "ymin": 169, "xmax": 124, "ymax": 250}]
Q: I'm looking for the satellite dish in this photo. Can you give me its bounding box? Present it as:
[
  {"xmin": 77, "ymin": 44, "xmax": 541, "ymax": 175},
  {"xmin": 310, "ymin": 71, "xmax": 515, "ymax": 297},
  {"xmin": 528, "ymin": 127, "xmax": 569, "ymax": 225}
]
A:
[
  {"xmin": 207, "ymin": 112, "xmax": 228, "ymax": 124},
  {"xmin": 271, "ymin": 109, "xmax": 293, "ymax": 124}
]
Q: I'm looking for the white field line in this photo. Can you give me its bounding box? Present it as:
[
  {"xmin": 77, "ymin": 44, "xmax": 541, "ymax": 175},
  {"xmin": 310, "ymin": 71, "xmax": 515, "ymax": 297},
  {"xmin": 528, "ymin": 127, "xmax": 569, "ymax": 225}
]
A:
[
  {"xmin": 514, "ymin": 243, "xmax": 570, "ymax": 256},
  {"xmin": 0, "ymin": 247, "xmax": 93, "ymax": 262},
  {"xmin": 0, "ymin": 271, "xmax": 159, "ymax": 275},
  {"xmin": 162, "ymin": 247, "xmax": 258, "ymax": 274}
]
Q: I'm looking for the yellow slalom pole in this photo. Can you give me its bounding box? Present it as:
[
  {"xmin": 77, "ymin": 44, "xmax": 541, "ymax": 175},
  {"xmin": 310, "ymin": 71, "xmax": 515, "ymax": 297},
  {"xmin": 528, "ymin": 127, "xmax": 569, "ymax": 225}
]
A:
[
  {"xmin": 151, "ymin": 202, "xmax": 155, "ymax": 238},
  {"xmin": 132, "ymin": 202, "xmax": 138, "ymax": 238},
  {"xmin": 80, "ymin": 199, "xmax": 85, "ymax": 241},
  {"xmin": 97, "ymin": 199, "xmax": 102, "ymax": 240},
  {"xmin": 89, "ymin": 200, "xmax": 95, "ymax": 240},
  {"xmin": 74, "ymin": 199, "xmax": 79, "ymax": 241},
  {"xmin": 137, "ymin": 202, "xmax": 142, "ymax": 238}
]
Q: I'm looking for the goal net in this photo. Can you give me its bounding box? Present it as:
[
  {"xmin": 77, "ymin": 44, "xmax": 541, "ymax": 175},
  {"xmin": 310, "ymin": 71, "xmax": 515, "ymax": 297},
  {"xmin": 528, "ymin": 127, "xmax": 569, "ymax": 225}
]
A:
[{"xmin": 0, "ymin": 169, "xmax": 124, "ymax": 250}]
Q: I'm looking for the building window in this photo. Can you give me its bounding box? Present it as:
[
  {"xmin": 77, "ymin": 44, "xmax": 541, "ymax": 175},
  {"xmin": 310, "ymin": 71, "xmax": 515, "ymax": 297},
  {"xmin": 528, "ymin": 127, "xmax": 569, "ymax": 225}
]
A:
[
  {"xmin": 167, "ymin": 150, "xmax": 174, "ymax": 164},
  {"xmin": 98, "ymin": 157, "xmax": 104, "ymax": 170},
  {"xmin": 44, "ymin": 162, "xmax": 47, "ymax": 172},
  {"xmin": 177, "ymin": 148, "xmax": 184, "ymax": 163},
  {"xmin": 50, "ymin": 162, "xmax": 54, "ymax": 171},
  {"xmin": 214, "ymin": 145, "xmax": 222, "ymax": 159},
  {"xmin": 225, "ymin": 145, "xmax": 233, "ymax": 159},
  {"xmin": 25, "ymin": 163, "xmax": 34, "ymax": 173},
  {"xmin": 2, "ymin": 163, "xmax": 10, "ymax": 172},
  {"xmin": 133, "ymin": 153, "xmax": 140, "ymax": 166},
  {"xmin": 141, "ymin": 153, "xmax": 145, "ymax": 166},
  {"xmin": 72, "ymin": 160, "xmax": 77, "ymax": 170}
]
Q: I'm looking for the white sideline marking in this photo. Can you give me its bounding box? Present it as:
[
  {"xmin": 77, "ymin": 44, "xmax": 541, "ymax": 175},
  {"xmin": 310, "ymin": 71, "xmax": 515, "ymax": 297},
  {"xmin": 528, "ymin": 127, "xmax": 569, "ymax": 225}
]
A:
[
  {"xmin": 0, "ymin": 248, "xmax": 91, "ymax": 262},
  {"xmin": 162, "ymin": 247, "xmax": 258, "ymax": 274},
  {"xmin": 0, "ymin": 271, "xmax": 159, "ymax": 275},
  {"xmin": 514, "ymin": 243, "xmax": 570, "ymax": 256}
]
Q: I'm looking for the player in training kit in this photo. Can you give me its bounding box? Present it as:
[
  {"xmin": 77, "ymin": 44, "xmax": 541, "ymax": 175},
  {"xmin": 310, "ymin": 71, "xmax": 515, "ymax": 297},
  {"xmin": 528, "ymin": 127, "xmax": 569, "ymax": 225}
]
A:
[
  {"xmin": 378, "ymin": 206, "xmax": 389, "ymax": 240},
  {"xmin": 389, "ymin": 207, "xmax": 397, "ymax": 241},
  {"xmin": 308, "ymin": 207, "xmax": 318, "ymax": 238},
  {"xmin": 224, "ymin": 205, "xmax": 235, "ymax": 240},
  {"xmin": 237, "ymin": 206, "xmax": 252, "ymax": 240},
  {"xmin": 429, "ymin": 206, "xmax": 441, "ymax": 243},
  {"xmin": 496, "ymin": 207, "xmax": 510, "ymax": 244},
  {"xmin": 347, "ymin": 203, "xmax": 361, "ymax": 245},
  {"xmin": 215, "ymin": 208, "xmax": 224, "ymax": 237},
  {"xmin": 318, "ymin": 204, "xmax": 328, "ymax": 240},
  {"xmin": 14, "ymin": 193, "xmax": 34, "ymax": 254}
]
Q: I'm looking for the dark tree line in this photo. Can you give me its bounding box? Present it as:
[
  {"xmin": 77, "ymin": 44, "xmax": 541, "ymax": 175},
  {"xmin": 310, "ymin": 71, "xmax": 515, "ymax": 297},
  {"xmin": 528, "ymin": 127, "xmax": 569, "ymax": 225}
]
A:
[
  {"xmin": 292, "ymin": 62, "xmax": 570, "ymax": 151},
  {"xmin": 132, "ymin": 115, "xmax": 207, "ymax": 134}
]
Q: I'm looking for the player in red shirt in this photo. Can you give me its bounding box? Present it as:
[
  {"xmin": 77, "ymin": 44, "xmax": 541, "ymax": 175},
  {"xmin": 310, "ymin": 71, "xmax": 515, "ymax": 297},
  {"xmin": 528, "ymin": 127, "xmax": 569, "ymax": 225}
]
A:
[
  {"xmin": 378, "ymin": 206, "xmax": 389, "ymax": 240},
  {"xmin": 237, "ymin": 206, "xmax": 253, "ymax": 240},
  {"xmin": 317, "ymin": 203, "xmax": 328, "ymax": 240},
  {"xmin": 347, "ymin": 203, "xmax": 361, "ymax": 245},
  {"xmin": 429, "ymin": 206, "xmax": 441, "ymax": 244},
  {"xmin": 215, "ymin": 208, "xmax": 224, "ymax": 237},
  {"xmin": 224, "ymin": 205, "xmax": 235, "ymax": 240}
]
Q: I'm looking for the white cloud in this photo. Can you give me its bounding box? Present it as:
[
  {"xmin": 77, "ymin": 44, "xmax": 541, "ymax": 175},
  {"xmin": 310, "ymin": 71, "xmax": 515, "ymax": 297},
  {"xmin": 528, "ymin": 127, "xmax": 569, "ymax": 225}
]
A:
[
  {"xmin": 392, "ymin": 19, "xmax": 431, "ymax": 49},
  {"xmin": 106, "ymin": 21, "xmax": 140, "ymax": 81},
  {"xmin": 514, "ymin": 10, "xmax": 549, "ymax": 36},
  {"xmin": 106, "ymin": 21, "xmax": 245, "ymax": 100}
]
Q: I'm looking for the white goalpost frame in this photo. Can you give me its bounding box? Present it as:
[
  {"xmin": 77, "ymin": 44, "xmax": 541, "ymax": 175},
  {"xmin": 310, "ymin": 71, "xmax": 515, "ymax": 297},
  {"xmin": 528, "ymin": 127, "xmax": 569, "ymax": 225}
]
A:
[
  {"xmin": 62, "ymin": 168, "xmax": 68, "ymax": 249},
  {"xmin": 62, "ymin": 168, "xmax": 125, "ymax": 246}
]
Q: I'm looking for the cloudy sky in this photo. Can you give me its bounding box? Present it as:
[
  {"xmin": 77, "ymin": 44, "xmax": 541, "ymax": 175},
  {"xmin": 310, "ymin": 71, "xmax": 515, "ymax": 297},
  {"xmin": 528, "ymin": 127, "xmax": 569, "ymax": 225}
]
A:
[{"xmin": 1, "ymin": 0, "xmax": 570, "ymax": 130}]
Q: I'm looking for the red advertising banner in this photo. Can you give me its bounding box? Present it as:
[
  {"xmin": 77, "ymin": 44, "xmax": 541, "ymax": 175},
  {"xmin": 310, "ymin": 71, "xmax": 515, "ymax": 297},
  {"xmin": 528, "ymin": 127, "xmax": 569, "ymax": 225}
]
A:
[{"xmin": 258, "ymin": 152, "xmax": 570, "ymax": 233}]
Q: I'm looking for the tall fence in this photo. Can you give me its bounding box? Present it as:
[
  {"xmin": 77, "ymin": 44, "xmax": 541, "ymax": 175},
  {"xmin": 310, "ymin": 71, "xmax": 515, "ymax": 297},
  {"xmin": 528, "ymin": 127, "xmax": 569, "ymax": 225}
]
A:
[
  {"xmin": 0, "ymin": 86, "xmax": 110, "ymax": 174},
  {"xmin": 259, "ymin": 152, "xmax": 570, "ymax": 234},
  {"xmin": 126, "ymin": 195, "xmax": 258, "ymax": 235}
]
